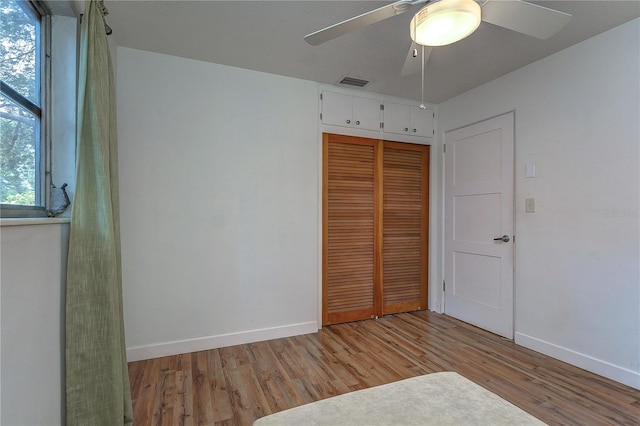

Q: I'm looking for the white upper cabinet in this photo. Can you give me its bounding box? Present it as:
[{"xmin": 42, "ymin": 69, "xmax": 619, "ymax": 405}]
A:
[
  {"xmin": 321, "ymin": 91, "xmax": 381, "ymax": 132},
  {"xmin": 383, "ymin": 102, "xmax": 434, "ymax": 138}
]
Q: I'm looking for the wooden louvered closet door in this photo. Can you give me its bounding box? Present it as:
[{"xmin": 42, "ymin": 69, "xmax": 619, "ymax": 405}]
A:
[
  {"xmin": 323, "ymin": 134, "xmax": 378, "ymax": 324},
  {"xmin": 382, "ymin": 141, "xmax": 429, "ymax": 314},
  {"xmin": 323, "ymin": 133, "xmax": 429, "ymax": 325}
]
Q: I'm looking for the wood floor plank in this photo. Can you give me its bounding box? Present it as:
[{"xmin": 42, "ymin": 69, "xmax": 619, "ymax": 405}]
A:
[
  {"xmin": 128, "ymin": 359, "xmax": 146, "ymax": 411},
  {"xmin": 151, "ymin": 368, "xmax": 192, "ymax": 426},
  {"xmin": 129, "ymin": 311, "xmax": 640, "ymax": 426},
  {"xmin": 134, "ymin": 358, "xmax": 161, "ymax": 425},
  {"xmin": 191, "ymin": 351, "xmax": 215, "ymax": 425},
  {"xmin": 298, "ymin": 336, "xmax": 357, "ymax": 390},
  {"xmin": 206, "ymin": 349, "xmax": 234, "ymax": 423},
  {"xmin": 152, "ymin": 370, "xmax": 169, "ymax": 425},
  {"xmin": 250, "ymin": 349, "xmax": 307, "ymax": 414}
]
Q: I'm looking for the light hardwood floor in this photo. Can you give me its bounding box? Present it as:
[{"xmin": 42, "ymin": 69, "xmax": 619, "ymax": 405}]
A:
[{"xmin": 128, "ymin": 311, "xmax": 640, "ymax": 425}]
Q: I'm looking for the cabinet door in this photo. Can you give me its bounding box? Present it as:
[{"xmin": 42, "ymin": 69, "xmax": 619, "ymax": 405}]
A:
[
  {"xmin": 383, "ymin": 102, "xmax": 434, "ymax": 138},
  {"xmin": 382, "ymin": 102, "xmax": 411, "ymax": 135},
  {"xmin": 410, "ymin": 106, "xmax": 434, "ymax": 137},
  {"xmin": 382, "ymin": 142, "xmax": 429, "ymax": 314},
  {"xmin": 323, "ymin": 134, "xmax": 377, "ymax": 325},
  {"xmin": 352, "ymin": 96, "xmax": 382, "ymax": 131},
  {"xmin": 321, "ymin": 91, "xmax": 353, "ymax": 127}
]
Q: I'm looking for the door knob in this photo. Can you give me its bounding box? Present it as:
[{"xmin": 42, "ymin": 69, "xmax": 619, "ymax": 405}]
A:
[{"xmin": 493, "ymin": 235, "xmax": 510, "ymax": 243}]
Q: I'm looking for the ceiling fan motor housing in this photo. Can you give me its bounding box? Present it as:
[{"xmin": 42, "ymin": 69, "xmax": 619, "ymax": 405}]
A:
[{"xmin": 410, "ymin": 0, "xmax": 482, "ymax": 46}]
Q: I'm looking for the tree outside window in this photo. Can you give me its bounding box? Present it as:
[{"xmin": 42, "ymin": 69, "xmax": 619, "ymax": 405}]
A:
[{"xmin": 1, "ymin": 0, "xmax": 41, "ymax": 207}]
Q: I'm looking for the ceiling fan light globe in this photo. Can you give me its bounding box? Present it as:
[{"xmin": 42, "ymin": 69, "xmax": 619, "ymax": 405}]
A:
[{"xmin": 410, "ymin": 0, "xmax": 481, "ymax": 47}]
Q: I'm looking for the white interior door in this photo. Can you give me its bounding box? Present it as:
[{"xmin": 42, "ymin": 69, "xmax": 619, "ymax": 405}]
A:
[{"xmin": 444, "ymin": 112, "xmax": 514, "ymax": 338}]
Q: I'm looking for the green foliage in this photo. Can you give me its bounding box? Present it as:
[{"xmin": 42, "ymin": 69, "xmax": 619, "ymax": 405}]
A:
[
  {"xmin": 4, "ymin": 189, "xmax": 34, "ymax": 205},
  {"xmin": 1, "ymin": 0, "xmax": 39, "ymax": 206}
]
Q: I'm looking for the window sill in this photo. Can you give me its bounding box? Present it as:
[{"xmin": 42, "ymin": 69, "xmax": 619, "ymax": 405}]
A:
[{"xmin": 0, "ymin": 217, "xmax": 71, "ymax": 227}]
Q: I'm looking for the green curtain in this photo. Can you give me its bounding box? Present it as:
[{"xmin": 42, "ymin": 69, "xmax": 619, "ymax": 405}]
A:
[{"xmin": 65, "ymin": 1, "xmax": 133, "ymax": 424}]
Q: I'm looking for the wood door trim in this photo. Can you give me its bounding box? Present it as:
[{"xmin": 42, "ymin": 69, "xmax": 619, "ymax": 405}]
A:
[
  {"xmin": 383, "ymin": 140, "xmax": 428, "ymax": 151},
  {"xmin": 322, "ymin": 133, "xmax": 329, "ymax": 325},
  {"xmin": 327, "ymin": 308, "xmax": 377, "ymax": 325},
  {"xmin": 384, "ymin": 301, "xmax": 423, "ymax": 315},
  {"xmin": 374, "ymin": 140, "xmax": 384, "ymax": 318},
  {"xmin": 420, "ymin": 146, "xmax": 430, "ymax": 308},
  {"xmin": 323, "ymin": 133, "xmax": 376, "ymax": 146}
]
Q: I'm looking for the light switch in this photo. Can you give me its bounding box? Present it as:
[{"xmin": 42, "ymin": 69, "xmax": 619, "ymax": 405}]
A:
[
  {"xmin": 525, "ymin": 198, "xmax": 535, "ymax": 213},
  {"xmin": 525, "ymin": 162, "xmax": 536, "ymax": 178}
]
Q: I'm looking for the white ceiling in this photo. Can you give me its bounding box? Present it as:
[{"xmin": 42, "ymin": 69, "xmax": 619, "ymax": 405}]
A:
[{"xmin": 105, "ymin": 0, "xmax": 640, "ymax": 103}]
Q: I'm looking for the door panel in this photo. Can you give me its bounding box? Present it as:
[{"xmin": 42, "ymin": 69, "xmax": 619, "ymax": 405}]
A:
[
  {"xmin": 452, "ymin": 129, "xmax": 503, "ymax": 185},
  {"xmin": 381, "ymin": 102, "xmax": 410, "ymax": 135},
  {"xmin": 382, "ymin": 142, "xmax": 429, "ymax": 315},
  {"xmin": 409, "ymin": 106, "xmax": 435, "ymax": 138},
  {"xmin": 323, "ymin": 134, "xmax": 376, "ymax": 324},
  {"xmin": 352, "ymin": 96, "xmax": 383, "ymax": 131},
  {"xmin": 444, "ymin": 113, "xmax": 514, "ymax": 338},
  {"xmin": 321, "ymin": 92, "xmax": 352, "ymax": 127},
  {"xmin": 454, "ymin": 193, "xmax": 502, "ymax": 242},
  {"xmin": 453, "ymin": 252, "xmax": 502, "ymax": 308}
]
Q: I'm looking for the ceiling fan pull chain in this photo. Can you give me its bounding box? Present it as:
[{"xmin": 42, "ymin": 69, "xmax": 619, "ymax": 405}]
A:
[
  {"xmin": 415, "ymin": 16, "xmax": 427, "ymax": 110},
  {"xmin": 420, "ymin": 45, "xmax": 426, "ymax": 110}
]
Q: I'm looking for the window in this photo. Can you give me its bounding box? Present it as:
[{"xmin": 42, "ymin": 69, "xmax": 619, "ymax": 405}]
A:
[{"xmin": 1, "ymin": 0, "xmax": 49, "ymax": 217}]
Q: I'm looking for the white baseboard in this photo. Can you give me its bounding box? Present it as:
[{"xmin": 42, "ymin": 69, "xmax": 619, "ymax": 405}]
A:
[
  {"xmin": 515, "ymin": 332, "xmax": 640, "ymax": 390},
  {"xmin": 126, "ymin": 321, "xmax": 319, "ymax": 362}
]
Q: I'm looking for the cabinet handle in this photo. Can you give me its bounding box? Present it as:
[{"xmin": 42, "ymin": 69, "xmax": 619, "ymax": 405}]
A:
[
  {"xmin": 356, "ymin": 121, "xmax": 360, "ymax": 125},
  {"xmin": 404, "ymin": 127, "xmax": 409, "ymax": 132},
  {"xmin": 412, "ymin": 128, "xmax": 417, "ymax": 133},
  {"xmin": 346, "ymin": 119, "xmax": 351, "ymax": 124}
]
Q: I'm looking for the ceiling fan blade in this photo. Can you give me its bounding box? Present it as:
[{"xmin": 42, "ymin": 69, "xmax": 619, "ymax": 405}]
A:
[
  {"xmin": 304, "ymin": 0, "xmax": 418, "ymax": 46},
  {"xmin": 481, "ymin": 0, "xmax": 571, "ymax": 39},
  {"xmin": 401, "ymin": 42, "xmax": 432, "ymax": 76}
]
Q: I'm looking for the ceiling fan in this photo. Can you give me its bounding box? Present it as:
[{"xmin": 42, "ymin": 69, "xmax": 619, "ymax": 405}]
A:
[{"xmin": 304, "ymin": 0, "xmax": 572, "ymax": 77}]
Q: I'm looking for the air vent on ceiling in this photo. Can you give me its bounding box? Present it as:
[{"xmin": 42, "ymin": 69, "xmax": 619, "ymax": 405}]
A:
[{"xmin": 338, "ymin": 76, "xmax": 370, "ymax": 88}]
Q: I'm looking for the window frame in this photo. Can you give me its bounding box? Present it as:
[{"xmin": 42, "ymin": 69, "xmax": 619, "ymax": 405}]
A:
[{"xmin": 0, "ymin": 0, "xmax": 51, "ymax": 218}]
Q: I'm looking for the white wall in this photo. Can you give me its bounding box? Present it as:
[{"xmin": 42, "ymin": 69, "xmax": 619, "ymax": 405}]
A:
[
  {"xmin": 117, "ymin": 48, "xmax": 321, "ymax": 360},
  {"xmin": 0, "ymin": 222, "xmax": 69, "ymax": 425},
  {"xmin": 438, "ymin": 19, "xmax": 640, "ymax": 389}
]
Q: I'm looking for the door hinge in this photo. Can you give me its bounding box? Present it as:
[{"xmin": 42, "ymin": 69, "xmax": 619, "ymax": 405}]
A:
[
  {"xmin": 443, "ymin": 144, "xmax": 446, "ymax": 153},
  {"xmin": 320, "ymin": 113, "xmax": 322, "ymax": 120},
  {"xmin": 381, "ymin": 122, "xmax": 384, "ymax": 129},
  {"xmin": 443, "ymin": 280, "xmax": 446, "ymax": 292},
  {"xmin": 380, "ymin": 104, "xmax": 384, "ymax": 111},
  {"xmin": 320, "ymin": 93, "xmax": 323, "ymax": 101}
]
